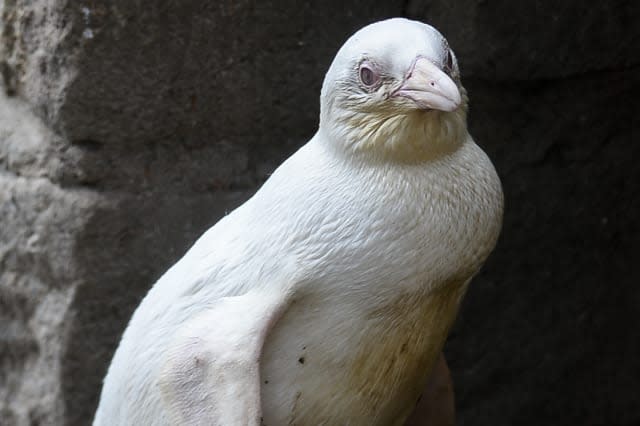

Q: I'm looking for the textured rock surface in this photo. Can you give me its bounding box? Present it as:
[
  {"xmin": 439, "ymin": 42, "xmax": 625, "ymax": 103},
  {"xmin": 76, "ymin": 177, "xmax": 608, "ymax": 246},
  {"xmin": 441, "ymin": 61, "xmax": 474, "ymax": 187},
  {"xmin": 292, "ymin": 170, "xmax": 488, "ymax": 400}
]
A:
[
  {"xmin": 0, "ymin": 90, "xmax": 96, "ymax": 426},
  {"xmin": 1, "ymin": 1, "xmax": 638, "ymax": 425}
]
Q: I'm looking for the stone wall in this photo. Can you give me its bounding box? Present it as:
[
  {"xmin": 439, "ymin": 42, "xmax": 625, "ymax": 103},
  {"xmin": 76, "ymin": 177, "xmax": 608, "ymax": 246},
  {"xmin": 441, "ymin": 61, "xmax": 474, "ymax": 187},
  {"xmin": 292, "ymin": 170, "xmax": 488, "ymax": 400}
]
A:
[{"xmin": 1, "ymin": 1, "xmax": 638, "ymax": 425}]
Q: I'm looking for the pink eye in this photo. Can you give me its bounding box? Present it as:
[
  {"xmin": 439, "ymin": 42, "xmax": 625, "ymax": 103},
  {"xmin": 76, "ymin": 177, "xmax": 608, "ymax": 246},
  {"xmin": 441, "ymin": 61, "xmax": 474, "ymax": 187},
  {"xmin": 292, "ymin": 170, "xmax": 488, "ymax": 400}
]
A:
[{"xmin": 359, "ymin": 64, "xmax": 378, "ymax": 87}]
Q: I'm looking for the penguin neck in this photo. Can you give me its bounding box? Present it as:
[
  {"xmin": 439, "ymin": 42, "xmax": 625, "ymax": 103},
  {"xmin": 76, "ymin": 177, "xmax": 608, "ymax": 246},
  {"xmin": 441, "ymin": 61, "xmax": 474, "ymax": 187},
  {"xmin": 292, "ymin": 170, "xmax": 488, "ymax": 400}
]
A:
[{"xmin": 319, "ymin": 105, "xmax": 469, "ymax": 165}]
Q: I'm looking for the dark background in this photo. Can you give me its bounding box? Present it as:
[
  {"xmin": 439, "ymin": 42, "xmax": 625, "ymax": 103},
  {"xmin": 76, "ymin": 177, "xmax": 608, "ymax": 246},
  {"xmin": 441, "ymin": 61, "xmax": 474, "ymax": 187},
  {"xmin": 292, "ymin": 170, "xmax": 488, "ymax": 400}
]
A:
[{"xmin": 1, "ymin": 1, "xmax": 638, "ymax": 425}]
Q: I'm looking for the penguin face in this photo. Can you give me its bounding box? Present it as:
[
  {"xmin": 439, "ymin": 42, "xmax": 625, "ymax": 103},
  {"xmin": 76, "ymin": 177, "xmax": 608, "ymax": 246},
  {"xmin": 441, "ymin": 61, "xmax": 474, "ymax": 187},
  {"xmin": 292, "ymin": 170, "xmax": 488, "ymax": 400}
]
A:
[
  {"xmin": 321, "ymin": 18, "xmax": 463, "ymax": 120},
  {"xmin": 318, "ymin": 18, "xmax": 468, "ymax": 161}
]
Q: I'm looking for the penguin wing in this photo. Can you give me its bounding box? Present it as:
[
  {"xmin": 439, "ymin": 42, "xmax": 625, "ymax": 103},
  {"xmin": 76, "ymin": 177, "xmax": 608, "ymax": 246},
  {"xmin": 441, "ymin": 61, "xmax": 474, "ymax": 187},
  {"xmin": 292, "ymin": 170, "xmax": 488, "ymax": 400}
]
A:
[{"xmin": 157, "ymin": 288, "xmax": 291, "ymax": 425}]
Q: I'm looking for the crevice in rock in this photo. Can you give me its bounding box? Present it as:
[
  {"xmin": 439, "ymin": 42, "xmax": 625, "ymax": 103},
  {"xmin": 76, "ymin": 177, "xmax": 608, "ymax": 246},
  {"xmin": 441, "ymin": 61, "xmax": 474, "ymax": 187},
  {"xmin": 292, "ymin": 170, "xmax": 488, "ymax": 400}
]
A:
[{"xmin": 70, "ymin": 139, "xmax": 104, "ymax": 152}]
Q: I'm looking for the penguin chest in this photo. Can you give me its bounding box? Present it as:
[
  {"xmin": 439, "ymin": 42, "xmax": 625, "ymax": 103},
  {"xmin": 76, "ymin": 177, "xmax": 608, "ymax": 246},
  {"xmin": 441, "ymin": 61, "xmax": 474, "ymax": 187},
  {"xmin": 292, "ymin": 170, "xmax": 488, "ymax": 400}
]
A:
[{"xmin": 259, "ymin": 276, "xmax": 467, "ymax": 426}]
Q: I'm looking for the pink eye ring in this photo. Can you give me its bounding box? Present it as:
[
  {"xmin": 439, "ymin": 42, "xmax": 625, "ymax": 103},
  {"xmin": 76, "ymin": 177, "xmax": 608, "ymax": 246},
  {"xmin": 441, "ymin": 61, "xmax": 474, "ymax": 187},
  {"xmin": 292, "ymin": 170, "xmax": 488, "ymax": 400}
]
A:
[
  {"xmin": 444, "ymin": 49, "xmax": 454, "ymax": 74},
  {"xmin": 359, "ymin": 63, "xmax": 379, "ymax": 87}
]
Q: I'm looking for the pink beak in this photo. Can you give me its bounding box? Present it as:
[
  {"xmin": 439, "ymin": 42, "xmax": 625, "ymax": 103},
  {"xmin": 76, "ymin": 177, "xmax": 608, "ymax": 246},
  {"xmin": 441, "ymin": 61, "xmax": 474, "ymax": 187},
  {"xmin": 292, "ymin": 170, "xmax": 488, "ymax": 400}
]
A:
[{"xmin": 393, "ymin": 57, "xmax": 461, "ymax": 112}]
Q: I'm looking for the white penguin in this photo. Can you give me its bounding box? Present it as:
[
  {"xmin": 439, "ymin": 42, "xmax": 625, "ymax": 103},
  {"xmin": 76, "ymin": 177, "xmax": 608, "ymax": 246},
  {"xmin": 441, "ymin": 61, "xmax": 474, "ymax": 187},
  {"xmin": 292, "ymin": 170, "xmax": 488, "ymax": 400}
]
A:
[{"xmin": 94, "ymin": 17, "xmax": 503, "ymax": 426}]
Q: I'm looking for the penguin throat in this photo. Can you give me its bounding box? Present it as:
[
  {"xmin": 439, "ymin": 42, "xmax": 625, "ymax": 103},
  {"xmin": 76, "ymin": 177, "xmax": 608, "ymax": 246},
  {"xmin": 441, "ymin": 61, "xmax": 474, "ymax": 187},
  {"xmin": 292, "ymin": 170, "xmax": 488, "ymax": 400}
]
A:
[{"xmin": 323, "ymin": 105, "xmax": 468, "ymax": 163}]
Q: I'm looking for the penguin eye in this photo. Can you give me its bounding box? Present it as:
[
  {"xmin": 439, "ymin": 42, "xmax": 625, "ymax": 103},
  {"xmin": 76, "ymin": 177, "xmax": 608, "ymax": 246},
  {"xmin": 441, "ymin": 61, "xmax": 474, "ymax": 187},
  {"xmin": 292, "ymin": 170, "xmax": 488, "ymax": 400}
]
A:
[
  {"xmin": 359, "ymin": 63, "xmax": 379, "ymax": 87},
  {"xmin": 444, "ymin": 50, "xmax": 454, "ymax": 74}
]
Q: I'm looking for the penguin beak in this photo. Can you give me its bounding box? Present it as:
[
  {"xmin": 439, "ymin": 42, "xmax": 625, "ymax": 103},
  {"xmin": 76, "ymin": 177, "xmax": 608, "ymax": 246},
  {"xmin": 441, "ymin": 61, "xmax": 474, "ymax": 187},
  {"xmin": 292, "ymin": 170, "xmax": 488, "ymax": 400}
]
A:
[{"xmin": 393, "ymin": 57, "xmax": 461, "ymax": 112}]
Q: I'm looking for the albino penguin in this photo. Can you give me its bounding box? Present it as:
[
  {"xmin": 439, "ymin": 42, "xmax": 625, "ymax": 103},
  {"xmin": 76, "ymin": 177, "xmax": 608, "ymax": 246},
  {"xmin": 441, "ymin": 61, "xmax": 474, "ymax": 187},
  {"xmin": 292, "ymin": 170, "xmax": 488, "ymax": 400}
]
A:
[{"xmin": 94, "ymin": 18, "xmax": 503, "ymax": 426}]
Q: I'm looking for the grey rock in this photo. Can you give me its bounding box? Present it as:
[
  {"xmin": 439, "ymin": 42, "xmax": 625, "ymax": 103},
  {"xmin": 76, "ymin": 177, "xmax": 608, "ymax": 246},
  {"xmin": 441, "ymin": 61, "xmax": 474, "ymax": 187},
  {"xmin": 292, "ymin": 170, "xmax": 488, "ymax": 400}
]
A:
[
  {"xmin": 407, "ymin": 0, "xmax": 640, "ymax": 80},
  {"xmin": 0, "ymin": 171, "xmax": 97, "ymax": 425}
]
